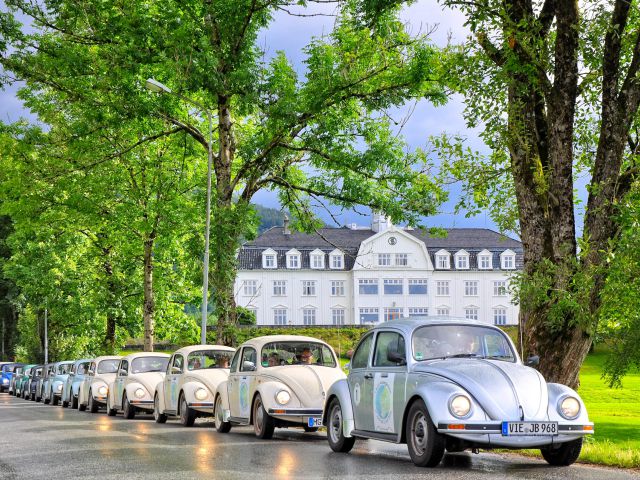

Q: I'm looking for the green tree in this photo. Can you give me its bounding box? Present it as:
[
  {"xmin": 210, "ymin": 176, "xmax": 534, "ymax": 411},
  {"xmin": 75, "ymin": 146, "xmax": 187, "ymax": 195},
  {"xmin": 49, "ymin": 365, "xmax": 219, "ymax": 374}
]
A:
[{"xmin": 1, "ymin": 0, "xmax": 448, "ymax": 345}]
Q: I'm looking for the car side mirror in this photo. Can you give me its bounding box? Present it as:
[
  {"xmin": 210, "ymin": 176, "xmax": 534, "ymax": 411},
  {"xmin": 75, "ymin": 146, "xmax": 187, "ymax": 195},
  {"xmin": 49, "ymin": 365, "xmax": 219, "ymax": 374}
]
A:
[
  {"xmin": 242, "ymin": 361, "xmax": 256, "ymax": 372},
  {"xmin": 387, "ymin": 349, "xmax": 407, "ymax": 366},
  {"xmin": 119, "ymin": 369, "xmax": 127, "ymax": 376},
  {"xmin": 171, "ymin": 366, "xmax": 182, "ymax": 375},
  {"xmin": 525, "ymin": 355, "xmax": 540, "ymax": 367}
]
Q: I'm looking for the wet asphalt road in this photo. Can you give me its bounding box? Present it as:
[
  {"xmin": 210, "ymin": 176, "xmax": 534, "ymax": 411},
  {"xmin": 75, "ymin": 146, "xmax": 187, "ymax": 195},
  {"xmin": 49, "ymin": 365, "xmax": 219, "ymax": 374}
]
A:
[{"xmin": 0, "ymin": 393, "xmax": 637, "ymax": 480}]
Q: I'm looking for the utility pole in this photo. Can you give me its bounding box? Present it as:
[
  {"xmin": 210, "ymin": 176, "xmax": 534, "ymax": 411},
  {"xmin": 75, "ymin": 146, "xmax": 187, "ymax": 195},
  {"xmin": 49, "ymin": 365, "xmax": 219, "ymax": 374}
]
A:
[
  {"xmin": 44, "ymin": 302, "xmax": 48, "ymax": 364},
  {"xmin": 1, "ymin": 317, "xmax": 5, "ymax": 361}
]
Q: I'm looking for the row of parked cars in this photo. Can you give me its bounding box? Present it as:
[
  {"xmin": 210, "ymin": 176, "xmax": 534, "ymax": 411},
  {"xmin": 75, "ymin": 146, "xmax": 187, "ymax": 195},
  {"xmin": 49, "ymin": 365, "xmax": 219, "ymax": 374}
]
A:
[{"xmin": 1, "ymin": 318, "xmax": 595, "ymax": 467}]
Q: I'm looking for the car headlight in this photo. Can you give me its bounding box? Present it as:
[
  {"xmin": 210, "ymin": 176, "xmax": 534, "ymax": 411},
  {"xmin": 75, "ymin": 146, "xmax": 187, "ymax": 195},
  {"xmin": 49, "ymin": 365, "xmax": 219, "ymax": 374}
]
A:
[
  {"xmin": 134, "ymin": 388, "xmax": 146, "ymax": 399},
  {"xmin": 98, "ymin": 385, "xmax": 108, "ymax": 396},
  {"xmin": 56, "ymin": 383, "xmax": 63, "ymax": 392},
  {"xmin": 449, "ymin": 395, "xmax": 472, "ymax": 418},
  {"xmin": 2, "ymin": 378, "xmax": 8, "ymax": 384},
  {"xmin": 275, "ymin": 390, "xmax": 291, "ymax": 405},
  {"xmin": 194, "ymin": 388, "xmax": 208, "ymax": 401},
  {"xmin": 559, "ymin": 396, "xmax": 580, "ymax": 419}
]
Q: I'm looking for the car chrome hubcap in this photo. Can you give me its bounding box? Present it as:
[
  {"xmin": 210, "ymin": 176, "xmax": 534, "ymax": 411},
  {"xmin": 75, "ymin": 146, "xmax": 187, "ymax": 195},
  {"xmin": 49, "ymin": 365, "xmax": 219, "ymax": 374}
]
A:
[
  {"xmin": 255, "ymin": 400, "xmax": 263, "ymax": 431},
  {"xmin": 330, "ymin": 405, "xmax": 342, "ymax": 443},
  {"xmin": 181, "ymin": 398, "xmax": 187, "ymax": 422},
  {"xmin": 412, "ymin": 412, "xmax": 428, "ymax": 454}
]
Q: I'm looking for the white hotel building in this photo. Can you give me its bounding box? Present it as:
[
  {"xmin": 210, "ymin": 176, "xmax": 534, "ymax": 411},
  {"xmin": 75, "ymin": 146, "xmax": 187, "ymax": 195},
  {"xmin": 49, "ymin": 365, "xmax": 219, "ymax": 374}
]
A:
[{"xmin": 235, "ymin": 215, "xmax": 521, "ymax": 326}]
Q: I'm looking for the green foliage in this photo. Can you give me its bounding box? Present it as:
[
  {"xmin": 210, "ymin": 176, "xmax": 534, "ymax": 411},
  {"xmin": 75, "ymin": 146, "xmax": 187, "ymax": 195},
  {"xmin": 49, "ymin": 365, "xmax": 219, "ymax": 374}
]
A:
[{"xmin": 236, "ymin": 306, "xmax": 257, "ymax": 326}]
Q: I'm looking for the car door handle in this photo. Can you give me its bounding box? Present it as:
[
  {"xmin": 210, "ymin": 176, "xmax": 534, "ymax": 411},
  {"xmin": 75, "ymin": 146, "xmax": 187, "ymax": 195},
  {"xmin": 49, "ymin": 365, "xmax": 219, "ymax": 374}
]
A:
[
  {"xmin": 381, "ymin": 373, "xmax": 388, "ymax": 378},
  {"xmin": 364, "ymin": 373, "xmax": 373, "ymax": 379}
]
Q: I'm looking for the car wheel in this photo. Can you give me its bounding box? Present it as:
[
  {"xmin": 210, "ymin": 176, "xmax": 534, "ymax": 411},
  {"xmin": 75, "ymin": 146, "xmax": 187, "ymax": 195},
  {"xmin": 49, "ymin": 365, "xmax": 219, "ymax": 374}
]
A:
[
  {"xmin": 154, "ymin": 394, "xmax": 167, "ymax": 424},
  {"xmin": 252, "ymin": 394, "xmax": 275, "ymax": 439},
  {"xmin": 214, "ymin": 395, "xmax": 231, "ymax": 433},
  {"xmin": 78, "ymin": 396, "xmax": 86, "ymax": 411},
  {"xmin": 123, "ymin": 393, "xmax": 136, "ymax": 420},
  {"xmin": 52, "ymin": 393, "xmax": 59, "ymax": 406},
  {"xmin": 405, "ymin": 399, "xmax": 445, "ymax": 467},
  {"xmin": 106, "ymin": 396, "xmax": 117, "ymax": 417},
  {"xmin": 541, "ymin": 438, "xmax": 583, "ymax": 466},
  {"xmin": 88, "ymin": 390, "xmax": 99, "ymax": 413},
  {"xmin": 44, "ymin": 391, "xmax": 50, "ymax": 405},
  {"xmin": 179, "ymin": 394, "xmax": 196, "ymax": 427},
  {"xmin": 62, "ymin": 394, "xmax": 69, "ymax": 408},
  {"xmin": 327, "ymin": 398, "xmax": 356, "ymax": 453},
  {"xmin": 71, "ymin": 393, "xmax": 78, "ymax": 410}
]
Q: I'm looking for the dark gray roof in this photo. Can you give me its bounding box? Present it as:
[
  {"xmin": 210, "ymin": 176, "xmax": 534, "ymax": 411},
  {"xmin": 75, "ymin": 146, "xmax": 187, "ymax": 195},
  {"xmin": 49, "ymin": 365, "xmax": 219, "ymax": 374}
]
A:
[{"xmin": 238, "ymin": 227, "xmax": 522, "ymax": 271}]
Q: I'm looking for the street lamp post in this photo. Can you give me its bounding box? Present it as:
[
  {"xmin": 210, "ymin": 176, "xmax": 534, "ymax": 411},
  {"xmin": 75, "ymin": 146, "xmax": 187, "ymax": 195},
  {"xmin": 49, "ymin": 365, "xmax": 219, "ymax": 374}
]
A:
[{"xmin": 145, "ymin": 78, "xmax": 213, "ymax": 345}]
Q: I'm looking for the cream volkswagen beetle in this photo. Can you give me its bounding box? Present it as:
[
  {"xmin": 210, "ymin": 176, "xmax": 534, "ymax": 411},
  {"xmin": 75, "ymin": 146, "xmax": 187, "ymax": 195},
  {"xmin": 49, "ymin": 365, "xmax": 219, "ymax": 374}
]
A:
[
  {"xmin": 214, "ymin": 335, "xmax": 346, "ymax": 438},
  {"xmin": 154, "ymin": 345, "xmax": 235, "ymax": 426},
  {"xmin": 78, "ymin": 355, "xmax": 122, "ymax": 413},
  {"xmin": 106, "ymin": 352, "xmax": 170, "ymax": 419}
]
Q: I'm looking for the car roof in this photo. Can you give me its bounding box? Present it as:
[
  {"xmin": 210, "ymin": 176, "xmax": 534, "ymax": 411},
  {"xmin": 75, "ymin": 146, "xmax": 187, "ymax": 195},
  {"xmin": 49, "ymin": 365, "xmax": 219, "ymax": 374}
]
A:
[
  {"xmin": 369, "ymin": 316, "xmax": 506, "ymax": 336},
  {"xmin": 92, "ymin": 355, "xmax": 122, "ymax": 363},
  {"xmin": 121, "ymin": 352, "xmax": 171, "ymax": 361},
  {"xmin": 173, "ymin": 345, "xmax": 236, "ymax": 356},
  {"xmin": 240, "ymin": 335, "xmax": 334, "ymax": 350},
  {"xmin": 73, "ymin": 358, "xmax": 93, "ymax": 365}
]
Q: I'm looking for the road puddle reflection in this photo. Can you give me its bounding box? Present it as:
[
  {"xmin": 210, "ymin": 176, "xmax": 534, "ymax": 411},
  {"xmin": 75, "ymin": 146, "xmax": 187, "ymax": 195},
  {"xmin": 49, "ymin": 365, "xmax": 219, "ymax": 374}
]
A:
[
  {"xmin": 276, "ymin": 448, "xmax": 297, "ymax": 478},
  {"xmin": 195, "ymin": 432, "xmax": 216, "ymax": 472}
]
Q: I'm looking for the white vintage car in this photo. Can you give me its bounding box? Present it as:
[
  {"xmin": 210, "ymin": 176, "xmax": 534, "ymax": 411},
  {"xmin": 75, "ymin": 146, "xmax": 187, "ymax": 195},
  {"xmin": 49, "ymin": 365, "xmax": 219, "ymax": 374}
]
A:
[
  {"xmin": 214, "ymin": 335, "xmax": 346, "ymax": 438},
  {"xmin": 78, "ymin": 355, "xmax": 122, "ymax": 413},
  {"xmin": 106, "ymin": 352, "xmax": 170, "ymax": 419},
  {"xmin": 154, "ymin": 345, "xmax": 235, "ymax": 426}
]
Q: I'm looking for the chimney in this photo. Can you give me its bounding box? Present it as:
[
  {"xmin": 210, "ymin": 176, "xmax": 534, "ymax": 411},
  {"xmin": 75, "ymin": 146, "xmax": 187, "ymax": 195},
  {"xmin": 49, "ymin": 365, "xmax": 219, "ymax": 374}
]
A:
[
  {"xmin": 372, "ymin": 212, "xmax": 392, "ymax": 233},
  {"xmin": 283, "ymin": 214, "xmax": 290, "ymax": 235}
]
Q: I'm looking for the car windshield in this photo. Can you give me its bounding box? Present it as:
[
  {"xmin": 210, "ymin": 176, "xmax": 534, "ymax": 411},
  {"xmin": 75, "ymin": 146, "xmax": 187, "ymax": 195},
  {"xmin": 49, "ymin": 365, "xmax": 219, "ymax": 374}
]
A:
[
  {"xmin": 34, "ymin": 368, "xmax": 42, "ymax": 376},
  {"xmin": 412, "ymin": 325, "xmax": 516, "ymax": 362},
  {"xmin": 97, "ymin": 359, "xmax": 119, "ymax": 374},
  {"xmin": 261, "ymin": 342, "xmax": 337, "ymax": 368},
  {"xmin": 15, "ymin": 367, "xmax": 23, "ymax": 374},
  {"xmin": 77, "ymin": 362, "xmax": 89, "ymax": 375},
  {"xmin": 186, "ymin": 350, "xmax": 234, "ymax": 370},
  {"xmin": 57, "ymin": 363, "xmax": 72, "ymax": 375},
  {"xmin": 131, "ymin": 356, "xmax": 169, "ymax": 374}
]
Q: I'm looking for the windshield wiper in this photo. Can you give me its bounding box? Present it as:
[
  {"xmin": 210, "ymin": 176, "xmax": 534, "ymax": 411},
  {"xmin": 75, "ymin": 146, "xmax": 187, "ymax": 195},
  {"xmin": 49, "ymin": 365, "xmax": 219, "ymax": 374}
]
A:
[
  {"xmin": 445, "ymin": 353, "xmax": 482, "ymax": 359},
  {"xmin": 483, "ymin": 355, "xmax": 513, "ymax": 361}
]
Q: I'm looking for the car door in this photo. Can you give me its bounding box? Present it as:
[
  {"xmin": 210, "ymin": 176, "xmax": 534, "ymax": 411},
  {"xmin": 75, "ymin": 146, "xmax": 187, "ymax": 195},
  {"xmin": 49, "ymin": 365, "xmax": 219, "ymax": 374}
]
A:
[
  {"xmin": 82, "ymin": 362, "xmax": 96, "ymax": 403},
  {"xmin": 115, "ymin": 360, "xmax": 128, "ymax": 407},
  {"xmin": 348, "ymin": 332, "xmax": 375, "ymax": 432},
  {"xmin": 229, "ymin": 347, "xmax": 257, "ymax": 420},
  {"xmin": 370, "ymin": 330, "xmax": 408, "ymax": 435},
  {"xmin": 165, "ymin": 354, "xmax": 183, "ymax": 412}
]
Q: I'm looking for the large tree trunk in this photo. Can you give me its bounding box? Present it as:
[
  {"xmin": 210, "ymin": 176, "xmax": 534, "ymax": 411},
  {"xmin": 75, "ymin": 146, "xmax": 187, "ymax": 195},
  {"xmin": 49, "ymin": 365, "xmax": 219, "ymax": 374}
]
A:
[
  {"xmin": 143, "ymin": 238, "xmax": 155, "ymax": 352},
  {"xmin": 102, "ymin": 249, "xmax": 117, "ymax": 353}
]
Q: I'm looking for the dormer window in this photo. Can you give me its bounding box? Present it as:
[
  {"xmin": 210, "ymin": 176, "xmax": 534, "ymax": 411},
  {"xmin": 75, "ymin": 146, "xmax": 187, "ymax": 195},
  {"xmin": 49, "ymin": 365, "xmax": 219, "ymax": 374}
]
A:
[
  {"xmin": 435, "ymin": 249, "xmax": 450, "ymax": 269},
  {"xmin": 262, "ymin": 248, "xmax": 277, "ymax": 269},
  {"xmin": 455, "ymin": 250, "xmax": 469, "ymax": 269},
  {"xmin": 500, "ymin": 250, "xmax": 516, "ymax": 270},
  {"xmin": 330, "ymin": 250, "xmax": 344, "ymax": 269},
  {"xmin": 478, "ymin": 249, "xmax": 493, "ymax": 270},
  {"xmin": 310, "ymin": 249, "xmax": 325, "ymax": 269},
  {"xmin": 286, "ymin": 249, "xmax": 301, "ymax": 269}
]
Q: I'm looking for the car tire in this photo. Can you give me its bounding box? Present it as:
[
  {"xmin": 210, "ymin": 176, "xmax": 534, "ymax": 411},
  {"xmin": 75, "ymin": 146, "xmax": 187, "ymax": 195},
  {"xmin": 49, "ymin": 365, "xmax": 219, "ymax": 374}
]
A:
[
  {"xmin": 541, "ymin": 438, "xmax": 583, "ymax": 466},
  {"xmin": 405, "ymin": 399, "xmax": 445, "ymax": 468},
  {"xmin": 123, "ymin": 393, "xmax": 136, "ymax": 420},
  {"xmin": 88, "ymin": 390, "xmax": 99, "ymax": 413},
  {"xmin": 106, "ymin": 396, "xmax": 117, "ymax": 417},
  {"xmin": 327, "ymin": 398, "xmax": 356, "ymax": 453},
  {"xmin": 78, "ymin": 397, "xmax": 86, "ymax": 411},
  {"xmin": 214, "ymin": 395, "xmax": 231, "ymax": 433},
  {"xmin": 52, "ymin": 393, "xmax": 59, "ymax": 406},
  {"xmin": 179, "ymin": 393, "xmax": 196, "ymax": 427},
  {"xmin": 154, "ymin": 394, "xmax": 167, "ymax": 424},
  {"xmin": 71, "ymin": 393, "xmax": 78, "ymax": 410},
  {"xmin": 62, "ymin": 395, "xmax": 69, "ymax": 408},
  {"xmin": 253, "ymin": 394, "xmax": 275, "ymax": 439},
  {"xmin": 44, "ymin": 392, "xmax": 50, "ymax": 405}
]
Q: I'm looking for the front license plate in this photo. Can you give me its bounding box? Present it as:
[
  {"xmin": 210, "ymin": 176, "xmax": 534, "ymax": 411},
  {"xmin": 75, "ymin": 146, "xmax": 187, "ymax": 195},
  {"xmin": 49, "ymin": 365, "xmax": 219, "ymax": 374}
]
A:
[
  {"xmin": 307, "ymin": 417, "xmax": 322, "ymax": 428},
  {"xmin": 502, "ymin": 421, "xmax": 558, "ymax": 436}
]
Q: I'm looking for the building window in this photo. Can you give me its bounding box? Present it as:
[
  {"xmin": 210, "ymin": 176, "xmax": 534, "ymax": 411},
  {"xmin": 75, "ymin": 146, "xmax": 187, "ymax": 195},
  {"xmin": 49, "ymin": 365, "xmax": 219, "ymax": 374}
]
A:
[
  {"xmin": 377, "ymin": 253, "xmax": 392, "ymax": 266},
  {"xmin": 465, "ymin": 307, "xmax": 479, "ymax": 321},
  {"xmin": 331, "ymin": 280, "xmax": 345, "ymax": 296},
  {"xmin": 501, "ymin": 253, "xmax": 515, "ymax": 269},
  {"xmin": 303, "ymin": 308, "xmax": 317, "ymax": 326},
  {"xmin": 358, "ymin": 279, "xmax": 378, "ymax": 295},
  {"xmin": 311, "ymin": 254, "xmax": 324, "ymax": 269},
  {"xmin": 493, "ymin": 308, "xmax": 507, "ymax": 325},
  {"xmin": 408, "ymin": 279, "xmax": 427, "ymax": 295},
  {"xmin": 456, "ymin": 254, "xmax": 469, "ymax": 269},
  {"xmin": 436, "ymin": 281, "xmax": 449, "ymax": 296},
  {"xmin": 464, "ymin": 280, "xmax": 479, "ymax": 296},
  {"xmin": 243, "ymin": 280, "xmax": 258, "ymax": 296},
  {"xmin": 408, "ymin": 307, "xmax": 429, "ymax": 317},
  {"xmin": 272, "ymin": 280, "xmax": 286, "ymax": 296},
  {"xmin": 273, "ymin": 308, "xmax": 287, "ymax": 325},
  {"xmin": 359, "ymin": 307, "xmax": 379, "ymax": 323},
  {"xmin": 395, "ymin": 253, "xmax": 408, "ymax": 266},
  {"xmin": 384, "ymin": 307, "xmax": 402, "ymax": 321},
  {"xmin": 302, "ymin": 280, "xmax": 316, "ymax": 296},
  {"xmin": 436, "ymin": 254, "xmax": 450, "ymax": 269},
  {"xmin": 436, "ymin": 307, "xmax": 450, "ymax": 316},
  {"xmin": 331, "ymin": 254, "xmax": 343, "ymax": 269},
  {"xmin": 331, "ymin": 308, "xmax": 345, "ymax": 325},
  {"xmin": 263, "ymin": 254, "xmax": 276, "ymax": 269},
  {"xmin": 479, "ymin": 254, "xmax": 492, "ymax": 269},
  {"xmin": 287, "ymin": 253, "xmax": 300, "ymax": 269},
  {"xmin": 383, "ymin": 279, "xmax": 403, "ymax": 295},
  {"xmin": 493, "ymin": 280, "xmax": 507, "ymax": 296}
]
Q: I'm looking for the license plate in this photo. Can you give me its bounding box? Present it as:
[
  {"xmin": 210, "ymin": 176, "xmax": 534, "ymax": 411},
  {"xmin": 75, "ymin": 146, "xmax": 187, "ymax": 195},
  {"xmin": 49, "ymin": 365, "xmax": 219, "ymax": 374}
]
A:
[
  {"xmin": 307, "ymin": 417, "xmax": 322, "ymax": 428},
  {"xmin": 502, "ymin": 421, "xmax": 558, "ymax": 436}
]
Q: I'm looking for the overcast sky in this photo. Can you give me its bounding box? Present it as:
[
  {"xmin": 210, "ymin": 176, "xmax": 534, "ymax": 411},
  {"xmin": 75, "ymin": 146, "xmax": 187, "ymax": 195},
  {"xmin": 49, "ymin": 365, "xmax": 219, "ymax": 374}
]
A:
[{"xmin": 0, "ymin": 1, "xmax": 505, "ymax": 232}]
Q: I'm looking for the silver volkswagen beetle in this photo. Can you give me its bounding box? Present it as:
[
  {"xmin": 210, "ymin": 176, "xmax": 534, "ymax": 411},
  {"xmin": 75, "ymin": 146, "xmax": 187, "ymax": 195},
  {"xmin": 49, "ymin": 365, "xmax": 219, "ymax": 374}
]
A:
[{"xmin": 324, "ymin": 318, "xmax": 594, "ymax": 467}]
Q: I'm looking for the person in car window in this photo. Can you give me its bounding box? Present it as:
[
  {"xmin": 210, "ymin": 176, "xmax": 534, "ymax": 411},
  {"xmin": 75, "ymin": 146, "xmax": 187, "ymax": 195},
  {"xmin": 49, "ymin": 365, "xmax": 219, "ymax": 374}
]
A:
[{"xmin": 299, "ymin": 348, "xmax": 314, "ymax": 365}]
